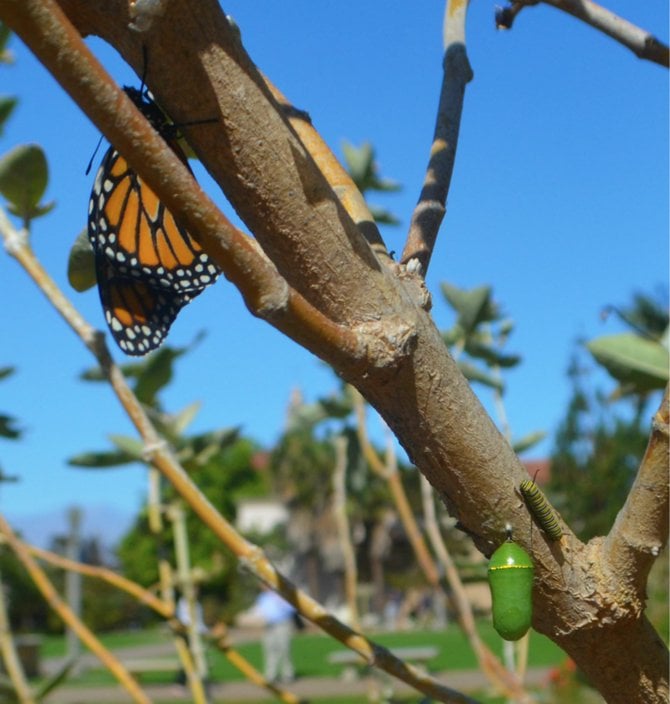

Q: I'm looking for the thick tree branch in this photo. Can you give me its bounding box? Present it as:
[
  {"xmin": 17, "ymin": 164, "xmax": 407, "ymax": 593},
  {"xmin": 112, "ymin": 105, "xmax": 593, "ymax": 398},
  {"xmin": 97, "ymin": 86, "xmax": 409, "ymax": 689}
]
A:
[
  {"xmin": 0, "ymin": 0, "xmax": 376, "ymax": 372},
  {"xmin": 402, "ymin": 0, "xmax": 473, "ymax": 274},
  {"xmin": 263, "ymin": 78, "xmax": 392, "ymax": 262},
  {"xmin": 53, "ymin": 0, "xmax": 407, "ymax": 330},
  {"xmin": 2, "ymin": 1, "xmax": 667, "ymax": 700}
]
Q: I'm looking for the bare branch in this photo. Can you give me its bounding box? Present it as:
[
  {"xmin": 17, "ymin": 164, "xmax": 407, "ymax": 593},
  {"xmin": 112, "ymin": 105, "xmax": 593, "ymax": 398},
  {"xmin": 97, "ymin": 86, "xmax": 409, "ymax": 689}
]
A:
[
  {"xmin": 602, "ymin": 388, "xmax": 669, "ymax": 593},
  {"xmin": 506, "ymin": 0, "xmax": 669, "ymax": 68},
  {"xmin": 0, "ymin": 218, "xmax": 477, "ymax": 704},
  {"xmin": 263, "ymin": 78, "xmax": 392, "ymax": 261},
  {"xmin": 209, "ymin": 624, "xmax": 303, "ymax": 704},
  {"xmin": 0, "ymin": 515, "xmax": 151, "ymax": 704},
  {"xmin": 401, "ymin": 0, "xmax": 474, "ymax": 274},
  {"xmin": 0, "ymin": 571, "xmax": 34, "ymax": 704},
  {"xmin": 331, "ymin": 434, "xmax": 360, "ymax": 630},
  {"xmin": 27, "ymin": 543, "xmax": 173, "ymax": 618}
]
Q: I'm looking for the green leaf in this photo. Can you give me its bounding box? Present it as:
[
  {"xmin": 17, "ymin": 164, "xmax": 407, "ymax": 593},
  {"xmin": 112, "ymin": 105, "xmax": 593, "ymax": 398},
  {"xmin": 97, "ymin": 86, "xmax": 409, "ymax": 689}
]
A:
[
  {"xmin": 34, "ymin": 657, "xmax": 78, "ymax": 700},
  {"xmin": 185, "ymin": 427, "xmax": 239, "ymax": 454},
  {"xmin": 512, "ymin": 430, "xmax": 547, "ymax": 454},
  {"xmin": 441, "ymin": 326, "xmax": 465, "ymax": 348},
  {"xmin": 109, "ymin": 434, "xmax": 146, "ymax": 460},
  {"xmin": 457, "ymin": 360, "xmax": 504, "ymax": 391},
  {"xmin": 0, "ymin": 23, "xmax": 13, "ymax": 64},
  {"xmin": 170, "ymin": 401, "xmax": 201, "ymax": 436},
  {"xmin": 368, "ymin": 204, "xmax": 401, "ymax": 226},
  {"xmin": 0, "ymin": 96, "xmax": 17, "ymax": 134},
  {"xmin": 586, "ymin": 333, "xmax": 669, "ymax": 392},
  {"xmin": 68, "ymin": 449, "xmax": 138, "ymax": 468},
  {"xmin": 342, "ymin": 140, "xmax": 401, "ymax": 194},
  {"xmin": 440, "ymin": 283, "xmax": 498, "ymax": 335},
  {"xmin": 342, "ymin": 141, "xmax": 374, "ymax": 189},
  {"xmin": 67, "ymin": 228, "xmax": 97, "ymax": 292},
  {"xmin": 464, "ymin": 339, "xmax": 521, "ymax": 369},
  {"xmin": 0, "ymin": 413, "xmax": 21, "ymax": 439},
  {"xmin": 0, "ymin": 365, "xmax": 15, "ymax": 381},
  {"xmin": 0, "ymin": 144, "xmax": 51, "ymax": 221},
  {"xmin": 318, "ymin": 393, "xmax": 354, "ymax": 420},
  {"xmin": 80, "ymin": 358, "xmax": 150, "ymax": 383},
  {"xmin": 498, "ymin": 318, "xmax": 515, "ymax": 337},
  {"xmin": 178, "ymin": 427, "xmax": 240, "ymax": 467},
  {"xmin": 133, "ymin": 346, "xmax": 187, "ymax": 405}
]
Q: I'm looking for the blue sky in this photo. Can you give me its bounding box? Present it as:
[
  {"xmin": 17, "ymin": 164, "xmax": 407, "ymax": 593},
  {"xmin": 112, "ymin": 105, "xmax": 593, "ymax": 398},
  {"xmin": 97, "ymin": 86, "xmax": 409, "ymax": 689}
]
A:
[{"xmin": 0, "ymin": 3, "xmax": 667, "ymax": 544}]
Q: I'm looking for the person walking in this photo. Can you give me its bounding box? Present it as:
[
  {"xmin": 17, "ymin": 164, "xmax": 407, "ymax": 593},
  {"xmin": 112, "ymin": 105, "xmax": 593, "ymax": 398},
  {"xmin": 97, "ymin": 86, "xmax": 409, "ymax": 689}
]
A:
[{"xmin": 253, "ymin": 586, "xmax": 296, "ymax": 684}]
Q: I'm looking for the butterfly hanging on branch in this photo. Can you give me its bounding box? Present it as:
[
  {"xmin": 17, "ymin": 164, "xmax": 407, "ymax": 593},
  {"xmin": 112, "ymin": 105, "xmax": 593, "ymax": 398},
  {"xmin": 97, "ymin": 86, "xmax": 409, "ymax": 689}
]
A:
[{"xmin": 86, "ymin": 86, "xmax": 220, "ymax": 356}]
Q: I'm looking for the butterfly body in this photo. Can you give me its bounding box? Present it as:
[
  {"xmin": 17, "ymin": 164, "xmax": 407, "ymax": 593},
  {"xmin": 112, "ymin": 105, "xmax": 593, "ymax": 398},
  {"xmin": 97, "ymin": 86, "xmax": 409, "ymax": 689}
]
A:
[{"xmin": 87, "ymin": 87, "xmax": 219, "ymax": 355}]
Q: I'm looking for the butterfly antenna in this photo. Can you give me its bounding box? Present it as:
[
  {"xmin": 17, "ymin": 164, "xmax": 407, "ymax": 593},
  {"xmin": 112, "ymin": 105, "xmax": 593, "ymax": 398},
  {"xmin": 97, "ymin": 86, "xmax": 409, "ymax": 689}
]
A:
[
  {"xmin": 140, "ymin": 45, "xmax": 149, "ymax": 93},
  {"xmin": 85, "ymin": 134, "xmax": 105, "ymax": 176}
]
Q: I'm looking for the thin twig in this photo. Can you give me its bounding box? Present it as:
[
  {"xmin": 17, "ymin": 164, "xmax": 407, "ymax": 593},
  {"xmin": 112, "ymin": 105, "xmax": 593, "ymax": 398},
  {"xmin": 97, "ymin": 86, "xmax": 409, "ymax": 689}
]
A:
[
  {"xmin": 26, "ymin": 544, "xmax": 173, "ymax": 619},
  {"xmin": 0, "ymin": 218, "xmax": 476, "ymax": 704},
  {"xmin": 0, "ymin": 515, "xmax": 151, "ymax": 704},
  {"xmin": 0, "ymin": 568, "xmax": 35, "ymax": 703},
  {"xmin": 209, "ymin": 624, "xmax": 302, "ymax": 704},
  {"xmin": 538, "ymin": 0, "xmax": 669, "ymax": 68},
  {"xmin": 401, "ymin": 0, "xmax": 474, "ymax": 275},
  {"xmin": 332, "ymin": 434, "xmax": 360, "ymax": 630},
  {"xmin": 27, "ymin": 541, "xmax": 301, "ymax": 703},
  {"xmin": 351, "ymin": 387, "xmax": 440, "ymax": 584}
]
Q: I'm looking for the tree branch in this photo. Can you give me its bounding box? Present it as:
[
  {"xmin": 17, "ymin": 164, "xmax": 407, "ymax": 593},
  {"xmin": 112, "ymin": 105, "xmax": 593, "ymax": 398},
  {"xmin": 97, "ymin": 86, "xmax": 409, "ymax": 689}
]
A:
[
  {"xmin": 0, "ymin": 0, "xmax": 374, "ymax": 372},
  {"xmin": 2, "ymin": 0, "xmax": 668, "ymax": 699},
  {"xmin": 505, "ymin": 0, "xmax": 669, "ymax": 68},
  {"xmin": 401, "ymin": 0, "xmax": 474, "ymax": 275},
  {"xmin": 602, "ymin": 388, "xmax": 669, "ymax": 597},
  {"xmin": 53, "ymin": 0, "xmax": 406, "ymax": 328},
  {"xmin": 0, "ymin": 515, "xmax": 151, "ymax": 704},
  {"xmin": 262, "ymin": 78, "xmax": 392, "ymax": 261},
  {"xmin": 0, "ymin": 215, "xmax": 476, "ymax": 704}
]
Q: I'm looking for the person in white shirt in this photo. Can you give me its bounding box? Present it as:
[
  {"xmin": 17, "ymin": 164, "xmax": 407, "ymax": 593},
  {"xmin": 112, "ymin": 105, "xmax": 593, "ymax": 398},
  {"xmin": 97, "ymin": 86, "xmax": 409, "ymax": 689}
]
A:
[{"xmin": 253, "ymin": 586, "xmax": 296, "ymax": 684}]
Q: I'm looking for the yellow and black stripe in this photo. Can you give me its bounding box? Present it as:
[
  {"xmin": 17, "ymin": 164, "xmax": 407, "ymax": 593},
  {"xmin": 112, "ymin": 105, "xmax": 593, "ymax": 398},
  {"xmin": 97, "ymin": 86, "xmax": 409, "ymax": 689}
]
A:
[{"xmin": 519, "ymin": 479, "xmax": 562, "ymax": 541}]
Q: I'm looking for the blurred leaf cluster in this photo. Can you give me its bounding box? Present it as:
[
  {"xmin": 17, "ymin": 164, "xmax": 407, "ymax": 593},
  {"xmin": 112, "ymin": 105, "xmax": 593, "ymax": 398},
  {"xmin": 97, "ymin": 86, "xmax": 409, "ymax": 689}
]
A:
[
  {"xmin": 587, "ymin": 290, "xmax": 669, "ymax": 400},
  {"xmin": 550, "ymin": 290, "xmax": 668, "ymax": 541},
  {"xmin": 440, "ymin": 282, "xmax": 545, "ymax": 454},
  {"xmin": 342, "ymin": 140, "xmax": 401, "ymax": 226}
]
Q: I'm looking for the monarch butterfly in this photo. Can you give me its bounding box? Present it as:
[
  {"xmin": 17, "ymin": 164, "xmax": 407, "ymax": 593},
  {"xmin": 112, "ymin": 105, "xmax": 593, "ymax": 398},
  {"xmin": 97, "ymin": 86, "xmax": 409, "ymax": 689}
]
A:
[
  {"xmin": 487, "ymin": 526, "xmax": 534, "ymax": 641},
  {"xmin": 519, "ymin": 479, "xmax": 563, "ymax": 541},
  {"xmin": 87, "ymin": 86, "xmax": 220, "ymax": 356}
]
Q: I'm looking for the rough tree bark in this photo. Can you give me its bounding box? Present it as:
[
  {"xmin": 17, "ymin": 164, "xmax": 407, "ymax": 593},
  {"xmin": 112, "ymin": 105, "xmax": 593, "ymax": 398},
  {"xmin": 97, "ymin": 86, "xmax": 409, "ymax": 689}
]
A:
[{"xmin": 0, "ymin": 1, "xmax": 667, "ymax": 702}]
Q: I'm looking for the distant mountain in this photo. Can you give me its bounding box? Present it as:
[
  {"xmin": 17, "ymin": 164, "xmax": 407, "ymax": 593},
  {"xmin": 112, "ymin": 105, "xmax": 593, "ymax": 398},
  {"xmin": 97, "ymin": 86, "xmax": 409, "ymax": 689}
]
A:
[{"xmin": 4, "ymin": 505, "xmax": 134, "ymax": 550}]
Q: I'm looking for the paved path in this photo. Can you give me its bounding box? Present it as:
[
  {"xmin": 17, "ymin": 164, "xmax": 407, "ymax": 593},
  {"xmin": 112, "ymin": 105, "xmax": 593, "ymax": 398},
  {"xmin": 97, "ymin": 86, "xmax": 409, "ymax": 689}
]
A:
[
  {"xmin": 41, "ymin": 638, "xmax": 553, "ymax": 702},
  {"xmin": 43, "ymin": 669, "xmax": 554, "ymax": 703}
]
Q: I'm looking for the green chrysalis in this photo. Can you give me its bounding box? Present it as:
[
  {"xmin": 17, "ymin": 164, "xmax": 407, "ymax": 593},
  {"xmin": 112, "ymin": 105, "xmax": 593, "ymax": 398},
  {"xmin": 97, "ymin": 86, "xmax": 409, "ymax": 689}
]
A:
[{"xmin": 488, "ymin": 528, "xmax": 534, "ymax": 641}]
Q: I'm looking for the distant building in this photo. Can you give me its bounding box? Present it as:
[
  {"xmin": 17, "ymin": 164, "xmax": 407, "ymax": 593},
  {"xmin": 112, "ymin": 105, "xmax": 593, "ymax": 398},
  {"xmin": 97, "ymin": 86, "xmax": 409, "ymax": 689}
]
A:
[
  {"xmin": 236, "ymin": 499, "xmax": 289, "ymax": 535},
  {"xmin": 522, "ymin": 459, "xmax": 551, "ymax": 485}
]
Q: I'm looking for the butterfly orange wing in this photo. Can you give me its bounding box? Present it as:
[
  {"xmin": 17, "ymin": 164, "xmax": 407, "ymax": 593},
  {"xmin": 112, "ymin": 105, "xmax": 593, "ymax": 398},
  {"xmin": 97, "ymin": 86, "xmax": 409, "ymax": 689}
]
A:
[{"xmin": 87, "ymin": 88, "xmax": 219, "ymax": 355}]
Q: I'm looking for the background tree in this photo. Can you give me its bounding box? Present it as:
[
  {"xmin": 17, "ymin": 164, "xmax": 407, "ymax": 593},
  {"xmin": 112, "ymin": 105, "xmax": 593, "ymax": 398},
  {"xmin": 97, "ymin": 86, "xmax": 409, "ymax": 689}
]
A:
[{"xmin": 551, "ymin": 290, "xmax": 668, "ymax": 540}]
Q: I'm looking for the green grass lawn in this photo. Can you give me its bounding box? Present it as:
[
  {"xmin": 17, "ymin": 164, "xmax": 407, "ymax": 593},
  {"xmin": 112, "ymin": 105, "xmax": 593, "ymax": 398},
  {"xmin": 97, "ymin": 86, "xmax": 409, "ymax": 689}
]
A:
[{"xmin": 41, "ymin": 621, "xmax": 564, "ymax": 687}]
